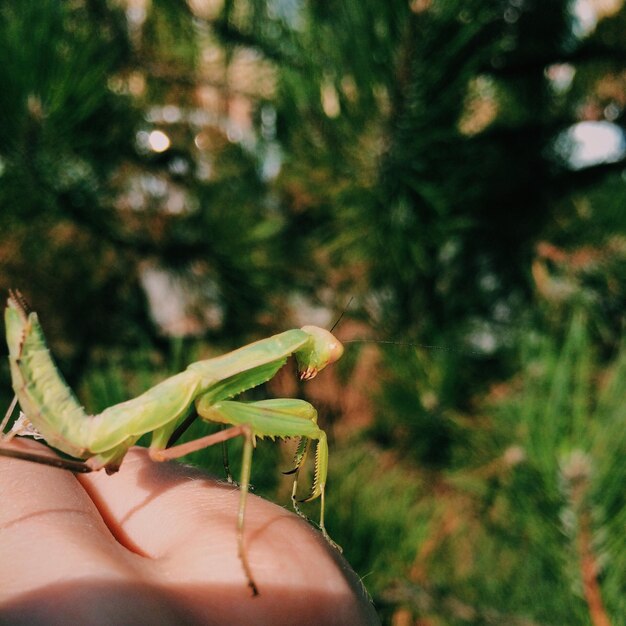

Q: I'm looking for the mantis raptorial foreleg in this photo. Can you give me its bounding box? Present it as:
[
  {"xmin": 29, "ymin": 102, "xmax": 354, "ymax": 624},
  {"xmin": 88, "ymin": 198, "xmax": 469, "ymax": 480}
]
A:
[{"xmin": 0, "ymin": 290, "xmax": 345, "ymax": 595}]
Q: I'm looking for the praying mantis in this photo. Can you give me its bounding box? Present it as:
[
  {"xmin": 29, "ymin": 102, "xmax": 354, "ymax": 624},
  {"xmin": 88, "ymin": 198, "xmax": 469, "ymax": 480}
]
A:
[{"xmin": 0, "ymin": 291, "xmax": 344, "ymax": 596}]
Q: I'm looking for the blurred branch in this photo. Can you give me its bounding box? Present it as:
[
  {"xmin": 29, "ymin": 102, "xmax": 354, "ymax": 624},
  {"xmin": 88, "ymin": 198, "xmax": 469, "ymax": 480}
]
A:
[
  {"xmin": 486, "ymin": 41, "xmax": 626, "ymax": 80},
  {"xmin": 210, "ymin": 17, "xmax": 303, "ymax": 69}
]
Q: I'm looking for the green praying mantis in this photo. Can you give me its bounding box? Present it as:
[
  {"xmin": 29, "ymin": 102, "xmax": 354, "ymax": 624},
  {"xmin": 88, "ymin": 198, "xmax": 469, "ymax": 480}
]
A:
[{"xmin": 0, "ymin": 290, "xmax": 345, "ymax": 596}]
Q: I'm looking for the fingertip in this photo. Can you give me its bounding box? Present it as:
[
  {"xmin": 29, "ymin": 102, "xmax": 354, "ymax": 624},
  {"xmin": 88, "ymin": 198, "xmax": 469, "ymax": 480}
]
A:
[{"xmin": 76, "ymin": 448, "xmax": 380, "ymax": 624}]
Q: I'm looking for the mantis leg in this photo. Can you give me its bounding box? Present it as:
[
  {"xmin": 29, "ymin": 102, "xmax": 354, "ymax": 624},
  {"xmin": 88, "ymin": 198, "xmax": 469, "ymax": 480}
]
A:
[
  {"xmin": 149, "ymin": 425, "xmax": 247, "ymax": 461},
  {"xmin": 149, "ymin": 423, "xmax": 259, "ymax": 595},
  {"xmin": 284, "ymin": 437, "xmax": 312, "ymax": 521},
  {"xmin": 286, "ymin": 430, "xmax": 339, "ymax": 550},
  {"xmin": 0, "ymin": 395, "xmax": 18, "ymax": 437},
  {"xmin": 0, "ymin": 443, "xmax": 93, "ymax": 473},
  {"xmin": 221, "ymin": 428, "xmax": 235, "ymax": 484}
]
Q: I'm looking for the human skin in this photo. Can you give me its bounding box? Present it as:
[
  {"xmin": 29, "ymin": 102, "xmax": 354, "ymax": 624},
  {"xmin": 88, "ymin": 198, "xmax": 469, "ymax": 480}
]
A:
[{"xmin": 0, "ymin": 441, "xmax": 379, "ymax": 626}]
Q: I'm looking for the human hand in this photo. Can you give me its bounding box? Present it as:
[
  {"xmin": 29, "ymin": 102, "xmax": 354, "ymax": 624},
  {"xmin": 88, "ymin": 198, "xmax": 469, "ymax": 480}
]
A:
[{"xmin": 0, "ymin": 442, "xmax": 379, "ymax": 625}]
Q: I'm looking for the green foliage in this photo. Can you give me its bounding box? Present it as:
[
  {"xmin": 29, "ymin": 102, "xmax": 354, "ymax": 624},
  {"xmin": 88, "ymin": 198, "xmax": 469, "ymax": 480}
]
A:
[
  {"xmin": 0, "ymin": 0, "xmax": 145, "ymax": 376},
  {"xmin": 319, "ymin": 312, "xmax": 625, "ymax": 625},
  {"xmin": 479, "ymin": 311, "xmax": 626, "ymax": 625},
  {"xmin": 0, "ymin": 1, "xmax": 132, "ymax": 179}
]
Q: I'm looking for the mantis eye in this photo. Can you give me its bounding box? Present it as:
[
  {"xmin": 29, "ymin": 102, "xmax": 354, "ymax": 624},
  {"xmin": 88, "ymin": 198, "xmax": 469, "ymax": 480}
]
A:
[
  {"xmin": 298, "ymin": 325, "xmax": 345, "ymax": 376},
  {"xmin": 327, "ymin": 340, "xmax": 344, "ymax": 364}
]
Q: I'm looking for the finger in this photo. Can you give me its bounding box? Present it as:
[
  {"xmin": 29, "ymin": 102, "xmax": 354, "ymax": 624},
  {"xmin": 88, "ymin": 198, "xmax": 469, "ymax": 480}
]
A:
[
  {"xmin": 0, "ymin": 440, "xmax": 138, "ymax": 598},
  {"xmin": 79, "ymin": 447, "xmax": 379, "ymax": 625},
  {"xmin": 0, "ymin": 440, "xmax": 196, "ymax": 626}
]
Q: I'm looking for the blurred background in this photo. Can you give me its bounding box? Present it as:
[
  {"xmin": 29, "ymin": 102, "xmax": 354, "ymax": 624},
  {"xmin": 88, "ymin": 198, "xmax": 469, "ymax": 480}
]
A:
[{"xmin": 0, "ymin": 0, "xmax": 625, "ymax": 623}]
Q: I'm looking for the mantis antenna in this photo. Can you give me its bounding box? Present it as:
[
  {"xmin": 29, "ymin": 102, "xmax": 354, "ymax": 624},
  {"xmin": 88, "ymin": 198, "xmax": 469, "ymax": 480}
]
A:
[
  {"xmin": 327, "ymin": 296, "xmax": 480, "ymax": 356},
  {"xmin": 329, "ymin": 296, "xmax": 354, "ymax": 333},
  {"xmin": 342, "ymin": 338, "xmax": 481, "ymax": 357}
]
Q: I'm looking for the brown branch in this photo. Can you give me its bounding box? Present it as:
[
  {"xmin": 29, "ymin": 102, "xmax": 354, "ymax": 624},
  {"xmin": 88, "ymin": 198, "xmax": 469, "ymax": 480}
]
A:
[{"xmin": 578, "ymin": 509, "xmax": 612, "ymax": 626}]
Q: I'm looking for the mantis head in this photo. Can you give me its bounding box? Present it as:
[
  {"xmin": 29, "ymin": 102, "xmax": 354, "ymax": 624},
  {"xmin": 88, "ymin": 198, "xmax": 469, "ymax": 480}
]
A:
[{"xmin": 297, "ymin": 325, "xmax": 344, "ymax": 381}]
